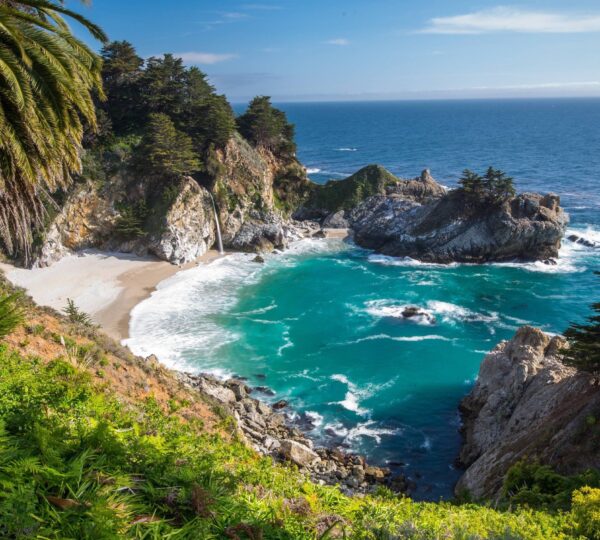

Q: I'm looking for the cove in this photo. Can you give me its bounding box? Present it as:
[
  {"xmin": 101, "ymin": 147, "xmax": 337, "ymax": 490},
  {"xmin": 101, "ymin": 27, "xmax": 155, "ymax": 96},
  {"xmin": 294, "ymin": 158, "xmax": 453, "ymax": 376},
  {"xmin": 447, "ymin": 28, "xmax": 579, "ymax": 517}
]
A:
[{"xmin": 126, "ymin": 231, "xmax": 598, "ymax": 500}]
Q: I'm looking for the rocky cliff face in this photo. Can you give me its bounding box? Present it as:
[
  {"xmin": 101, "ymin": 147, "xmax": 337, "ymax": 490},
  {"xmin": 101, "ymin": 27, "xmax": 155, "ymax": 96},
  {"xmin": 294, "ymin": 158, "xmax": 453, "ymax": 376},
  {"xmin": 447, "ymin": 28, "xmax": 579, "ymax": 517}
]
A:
[
  {"xmin": 35, "ymin": 177, "xmax": 216, "ymax": 267},
  {"xmin": 147, "ymin": 178, "xmax": 216, "ymax": 264},
  {"xmin": 456, "ymin": 326, "xmax": 600, "ymax": 500},
  {"xmin": 349, "ymin": 178, "xmax": 568, "ymax": 263},
  {"xmin": 34, "ymin": 135, "xmax": 312, "ymax": 266},
  {"xmin": 211, "ymin": 134, "xmax": 312, "ymax": 252}
]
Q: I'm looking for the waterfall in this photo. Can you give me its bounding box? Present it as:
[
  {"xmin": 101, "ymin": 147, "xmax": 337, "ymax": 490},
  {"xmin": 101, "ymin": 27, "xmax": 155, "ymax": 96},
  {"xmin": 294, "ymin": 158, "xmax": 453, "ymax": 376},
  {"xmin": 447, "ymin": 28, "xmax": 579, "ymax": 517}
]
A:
[{"xmin": 208, "ymin": 192, "xmax": 225, "ymax": 255}]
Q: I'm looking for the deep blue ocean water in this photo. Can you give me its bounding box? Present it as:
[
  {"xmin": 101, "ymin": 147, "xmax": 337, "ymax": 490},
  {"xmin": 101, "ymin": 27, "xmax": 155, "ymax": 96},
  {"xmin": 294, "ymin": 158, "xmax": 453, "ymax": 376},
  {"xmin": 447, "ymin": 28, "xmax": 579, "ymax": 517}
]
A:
[{"xmin": 127, "ymin": 100, "xmax": 600, "ymax": 500}]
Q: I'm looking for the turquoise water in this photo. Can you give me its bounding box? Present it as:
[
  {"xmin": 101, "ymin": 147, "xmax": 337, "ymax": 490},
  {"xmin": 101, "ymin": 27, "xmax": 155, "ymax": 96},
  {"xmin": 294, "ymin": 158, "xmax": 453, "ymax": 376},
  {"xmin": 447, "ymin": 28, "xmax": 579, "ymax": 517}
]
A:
[{"xmin": 128, "ymin": 100, "xmax": 600, "ymax": 500}]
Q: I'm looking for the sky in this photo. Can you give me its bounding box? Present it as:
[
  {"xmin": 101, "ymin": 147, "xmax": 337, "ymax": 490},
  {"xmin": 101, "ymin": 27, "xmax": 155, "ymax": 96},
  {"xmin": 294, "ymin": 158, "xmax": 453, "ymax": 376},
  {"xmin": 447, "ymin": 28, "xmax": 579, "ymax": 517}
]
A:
[{"xmin": 66, "ymin": 0, "xmax": 600, "ymax": 102}]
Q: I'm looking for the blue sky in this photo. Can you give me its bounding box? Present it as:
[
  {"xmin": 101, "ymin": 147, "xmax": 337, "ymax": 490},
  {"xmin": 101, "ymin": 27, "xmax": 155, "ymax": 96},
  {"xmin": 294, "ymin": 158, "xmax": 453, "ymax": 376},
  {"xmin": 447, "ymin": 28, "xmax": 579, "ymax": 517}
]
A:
[{"xmin": 67, "ymin": 0, "xmax": 600, "ymax": 102}]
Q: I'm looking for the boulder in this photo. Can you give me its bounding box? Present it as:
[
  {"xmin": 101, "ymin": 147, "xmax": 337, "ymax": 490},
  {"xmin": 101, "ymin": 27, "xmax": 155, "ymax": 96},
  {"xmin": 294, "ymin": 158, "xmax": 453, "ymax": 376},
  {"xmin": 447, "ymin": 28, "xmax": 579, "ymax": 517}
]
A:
[
  {"xmin": 280, "ymin": 439, "xmax": 321, "ymax": 468},
  {"xmin": 322, "ymin": 210, "xmax": 349, "ymax": 229}
]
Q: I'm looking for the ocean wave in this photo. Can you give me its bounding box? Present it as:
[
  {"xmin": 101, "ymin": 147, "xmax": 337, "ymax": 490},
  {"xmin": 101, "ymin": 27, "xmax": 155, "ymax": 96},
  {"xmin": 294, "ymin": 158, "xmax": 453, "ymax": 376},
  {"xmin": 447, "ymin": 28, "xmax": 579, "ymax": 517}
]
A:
[
  {"xmin": 336, "ymin": 147, "xmax": 357, "ymax": 152},
  {"xmin": 345, "ymin": 420, "xmax": 402, "ymax": 444},
  {"xmin": 347, "ymin": 333, "xmax": 451, "ymax": 344},
  {"xmin": 368, "ymin": 254, "xmax": 456, "ymax": 268},
  {"xmin": 329, "ymin": 374, "xmax": 397, "ymax": 417},
  {"xmin": 306, "ymin": 167, "xmax": 321, "ymax": 174},
  {"xmin": 305, "ymin": 410, "xmax": 324, "ymax": 427},
  {"xmin": 277, "ymin": 330, "xmax": 294, "ymax": 356},
  {"xmin": 426, "ymin": 300, "xmax": 498, "ymax": 324}
]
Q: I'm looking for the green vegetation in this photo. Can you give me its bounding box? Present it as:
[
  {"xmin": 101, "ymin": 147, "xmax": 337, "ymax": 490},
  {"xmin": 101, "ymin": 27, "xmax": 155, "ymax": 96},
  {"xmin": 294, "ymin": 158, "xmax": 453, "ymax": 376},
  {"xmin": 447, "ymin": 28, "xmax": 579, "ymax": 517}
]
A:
[
  {"xmin": 563, "ymin": 276, "xmax": 600, "ymax": 375},
  {"xmin": 0, "ymin": 0, "xmax": 106, "ymax": 264},
  {"xmin": 0, "ymin": 339, "xmax": 591, "ymax": 539},
  {"xmin": 458, "ymin": 167, "xmax": 516, "ymax": 205},
  {"xmin": 133, "ymin": 113, "xmax": 200, "ymax": 179},
  {"xmin": 0, "ymin": 293, "xmax": 23, "ymax": 338},
  {"xmin": 63, "ymin": 299, "xmax": 93, "ymax": 328},
  {"xmin": 305, "ymin": 164, "xmax": 399, "ymax": 212},
  {"xmin": 503, "ymin": 461, "xmax": 600, "ymax": 510},
  {"xmin": 237, "ymin": 96, "xmax": 297, "ymax": 157}
]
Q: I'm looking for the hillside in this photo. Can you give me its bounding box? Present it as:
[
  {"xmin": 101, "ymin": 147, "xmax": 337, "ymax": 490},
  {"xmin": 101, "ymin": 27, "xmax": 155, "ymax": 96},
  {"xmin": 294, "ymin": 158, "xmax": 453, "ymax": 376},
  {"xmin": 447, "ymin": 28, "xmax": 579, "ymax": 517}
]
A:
[{"xmin": 0, "ymin": 278, "xmax": 596, "ymax": 539}]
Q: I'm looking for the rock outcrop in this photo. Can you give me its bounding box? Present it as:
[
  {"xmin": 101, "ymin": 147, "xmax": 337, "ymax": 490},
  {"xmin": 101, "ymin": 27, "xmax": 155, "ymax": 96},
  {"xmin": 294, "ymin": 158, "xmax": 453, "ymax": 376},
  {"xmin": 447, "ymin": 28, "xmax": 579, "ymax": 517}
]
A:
[
  {"xmin": 211, "ymin": 134, "xmax": 312, "ymax": 252},
  {"xmin": 148, "ymin": 178, "xmax": 216, "ymax": 264},
  {"xmin": 179, "ymin": 372, "xmax": 414, "ymax": 495},
  {"xmin": 296, "ymin": 165, "xmax": 444, "ymax": 223},
  {"xmin": 349, "ymin": 179, "xmax": 568, "ymax": 263},
  {"xmin": 456, "ymin": 326, "xmax": 600, "ymax": 500}
]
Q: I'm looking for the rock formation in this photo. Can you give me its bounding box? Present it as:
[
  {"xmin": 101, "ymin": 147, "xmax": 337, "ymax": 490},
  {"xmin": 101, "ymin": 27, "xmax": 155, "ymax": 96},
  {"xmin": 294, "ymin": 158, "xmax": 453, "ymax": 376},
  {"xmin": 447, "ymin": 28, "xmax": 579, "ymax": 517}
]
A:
[
  {"xmin": 349, "ymin": 180, "xmax": 567, "ymax": 264},
  {"xmin": 456, "ymin": 326, "xmax": 600, "ymax": 500},
  {"xmin": 147, "ymin": 178, "xmax": 216, "ymax": 264},
  {"xmin": 34, "ymin": 134, "xmax": 312, "ymax": 267},
  {"xmin": 179, "ymin": 372, "xmax": 414, "ymax": 495}
]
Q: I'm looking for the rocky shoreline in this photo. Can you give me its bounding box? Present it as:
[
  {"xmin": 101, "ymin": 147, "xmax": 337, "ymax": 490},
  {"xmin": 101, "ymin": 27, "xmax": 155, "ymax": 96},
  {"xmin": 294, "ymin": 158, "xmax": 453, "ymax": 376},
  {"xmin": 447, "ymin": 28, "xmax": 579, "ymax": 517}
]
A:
[{"xmin": 176, "ymin": 370, "xmax": 414, "ymax": 495}]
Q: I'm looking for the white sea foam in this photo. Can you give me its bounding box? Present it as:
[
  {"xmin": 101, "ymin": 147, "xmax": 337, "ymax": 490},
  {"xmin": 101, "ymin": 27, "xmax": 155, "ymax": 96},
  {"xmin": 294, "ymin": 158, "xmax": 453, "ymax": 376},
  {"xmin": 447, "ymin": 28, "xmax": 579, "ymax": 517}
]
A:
[
  {"xmin": 336, "ymin": 147, "xmax": 357, "ymax": 152},
  {"xmin": 329, "ymin": 374, "xmax": 398, "ymax": 417},
  {"xmin": 305, "ymin": 410, "xmax": 324, "ymax": 427},
  {"xmin": 348, "ymin": 333, "xmax": 451, "ymax": 344},
  {"xmin": 363, "ymin": 299, "xmax": 436, "ymax": 325},
  {"xmin": 306, "ymin": 167, "xmax": 321, "ymax": 174},
  {"xmin": 277, "ymin": 330, "xmax": 294, "ymax": 356},
  {"xmin": 426, "ymin": 300, "xmax": 499, "ymax": 324},
  {"xmin": 345, "ymin": 420, "xmax": 401, "ymax": 444}
]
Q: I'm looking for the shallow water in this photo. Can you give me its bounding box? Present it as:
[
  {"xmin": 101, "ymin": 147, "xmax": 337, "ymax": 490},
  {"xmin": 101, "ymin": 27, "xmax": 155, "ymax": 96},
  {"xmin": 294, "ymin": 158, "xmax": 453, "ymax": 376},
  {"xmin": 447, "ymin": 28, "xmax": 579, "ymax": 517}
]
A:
[{"xmin": 127, "ymin": 100, "xmax": 600, "ymax": 500}]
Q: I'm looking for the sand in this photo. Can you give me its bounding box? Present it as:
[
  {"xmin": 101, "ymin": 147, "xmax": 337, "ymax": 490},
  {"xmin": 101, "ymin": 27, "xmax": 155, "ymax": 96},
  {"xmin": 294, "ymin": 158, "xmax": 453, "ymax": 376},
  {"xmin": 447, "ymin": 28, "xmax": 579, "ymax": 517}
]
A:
[{"xmin": 0, "ymin": 249, "xmax": 220, "ymax": 342}]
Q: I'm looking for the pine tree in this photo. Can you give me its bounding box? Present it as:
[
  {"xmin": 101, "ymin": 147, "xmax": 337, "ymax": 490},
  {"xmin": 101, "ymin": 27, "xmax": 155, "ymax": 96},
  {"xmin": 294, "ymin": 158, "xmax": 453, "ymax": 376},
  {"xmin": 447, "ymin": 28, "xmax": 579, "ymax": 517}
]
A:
[
  {"xmin": 134, "ymin": 113, "xmax": 200, "ymax": 178},
  {"xmin": 563, "ymin": 278, "xmax": 600, "ymax": 376},
  {"xmin": 100, "ymin": 41, "xmax": 145, "ymax": 134},
  {"xmin": 237, "ymin": 96, "xmax": 296, "ymax": 156}
]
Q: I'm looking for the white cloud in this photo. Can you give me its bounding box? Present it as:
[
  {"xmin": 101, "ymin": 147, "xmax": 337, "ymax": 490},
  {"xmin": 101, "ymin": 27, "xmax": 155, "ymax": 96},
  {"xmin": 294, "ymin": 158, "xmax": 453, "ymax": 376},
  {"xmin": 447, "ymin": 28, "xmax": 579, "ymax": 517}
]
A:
[
  {"xmin": 242, "ymin": 3, "xmax": 281, "ymax": 10},
  {"xmin": 176, "ymin": 52, "xmax": 238, "ymax": 64},
  {"xmin": 419, "ymin": 7, "xmax": 600, "ymax": 34},
  {"xmin": 325, "ymin": 38, "xmax": 350, "ymax": 46}
]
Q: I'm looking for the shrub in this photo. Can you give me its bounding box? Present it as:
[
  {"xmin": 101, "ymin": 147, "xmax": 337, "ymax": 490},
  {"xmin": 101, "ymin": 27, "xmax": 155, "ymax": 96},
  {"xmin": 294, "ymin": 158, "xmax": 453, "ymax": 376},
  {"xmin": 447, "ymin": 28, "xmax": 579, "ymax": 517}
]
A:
[
  {"xmin": 63, "ymin": 299, "xmax": 93, "ymax": 327},
  {"xmin": 0, "ymin": 293, "xmax": 23, "ymax": 338},
  {"xmin": 571, "ymin": 487, "xmax": 600, "ymax": 539}
]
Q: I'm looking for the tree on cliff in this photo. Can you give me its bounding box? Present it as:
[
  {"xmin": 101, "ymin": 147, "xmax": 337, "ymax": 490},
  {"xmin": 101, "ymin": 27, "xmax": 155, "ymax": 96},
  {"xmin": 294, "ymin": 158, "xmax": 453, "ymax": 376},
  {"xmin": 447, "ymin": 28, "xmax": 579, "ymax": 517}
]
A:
[
  {"xmin": 0, "ymin": 0, "xmax": 106, "ymax": 264},
  {"xmin": 100, "ymin": 41, "xmax": 144, "ymax": 134},
  {"xmin": 237, "ymin": 96, "xmax": 296, "ymax": 156},
  {"xmin": 563, "ymin": 278, "xmax": 600, "ymax": 376},
  {"xmin": 133, "ymin": 113, "xmax": 200, "ymax": 179},
  {"xmin": 458, "ymin": 167, "xmax": 515, "ymax": 205}
]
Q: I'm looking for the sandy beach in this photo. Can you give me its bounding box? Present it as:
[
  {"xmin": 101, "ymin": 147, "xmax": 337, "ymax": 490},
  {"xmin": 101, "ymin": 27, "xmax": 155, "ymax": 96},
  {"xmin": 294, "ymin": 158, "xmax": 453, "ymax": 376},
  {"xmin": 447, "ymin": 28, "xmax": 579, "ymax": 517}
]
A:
[{"xmin": 0, "ymin": 250, "xmax": 220, "ymax": 342}]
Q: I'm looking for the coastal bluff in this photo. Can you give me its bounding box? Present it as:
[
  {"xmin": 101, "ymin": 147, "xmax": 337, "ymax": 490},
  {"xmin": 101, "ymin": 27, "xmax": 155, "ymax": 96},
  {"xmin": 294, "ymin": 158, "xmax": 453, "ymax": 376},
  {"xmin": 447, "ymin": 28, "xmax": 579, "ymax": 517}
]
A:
[
  {"xmin": 456, "ymin": 326, "xmax": 600, "ymax": 500},
  {"xmin": 300, "ymin": 165, "xmax": 568, "ymax": 264}
]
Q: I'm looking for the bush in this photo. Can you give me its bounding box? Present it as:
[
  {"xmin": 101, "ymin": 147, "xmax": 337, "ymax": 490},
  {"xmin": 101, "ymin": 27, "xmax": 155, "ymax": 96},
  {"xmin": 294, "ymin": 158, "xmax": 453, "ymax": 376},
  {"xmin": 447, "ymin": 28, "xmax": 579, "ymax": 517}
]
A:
[
  {"xmin": 63, "ymin": 299, "xmax": 93, "ymax": 327},
  {"xmin": 0, "ymin": 293, "xmax": 23, "ymax": 338},
  {"xmin": 571, "ymin": 487, "xmax": 600, "ymax": 539}
]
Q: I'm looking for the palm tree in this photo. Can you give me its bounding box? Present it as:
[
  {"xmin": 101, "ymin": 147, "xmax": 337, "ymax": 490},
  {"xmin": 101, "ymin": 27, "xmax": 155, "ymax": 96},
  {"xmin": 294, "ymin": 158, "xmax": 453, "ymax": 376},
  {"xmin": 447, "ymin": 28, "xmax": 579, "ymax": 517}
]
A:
[{"xmin": 0, "ymin": 0, "xmax": 106, "ymax": 264}]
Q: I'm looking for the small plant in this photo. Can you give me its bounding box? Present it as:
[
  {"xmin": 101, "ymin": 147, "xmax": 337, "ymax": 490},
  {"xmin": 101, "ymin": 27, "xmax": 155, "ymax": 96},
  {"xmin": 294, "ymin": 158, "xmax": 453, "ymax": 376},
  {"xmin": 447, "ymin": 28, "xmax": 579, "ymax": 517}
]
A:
[
  {"xmin": 0, "ymin": 292, "xmax": 23, "ymax": 338},
  {"xmin": 64, "ymin": 299, "xmax": 93, "ymax": 327}
]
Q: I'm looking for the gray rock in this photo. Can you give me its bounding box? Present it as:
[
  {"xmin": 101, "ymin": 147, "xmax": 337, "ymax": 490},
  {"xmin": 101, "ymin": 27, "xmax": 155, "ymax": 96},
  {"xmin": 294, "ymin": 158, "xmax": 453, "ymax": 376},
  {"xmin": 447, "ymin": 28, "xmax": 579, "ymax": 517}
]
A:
[
  {"xmin": 350, "ymin": 187, "xmax": 568, "ymax": 263},
  {"xmin": 456, "ymin": 326, "xmax": 600, "ymax": 499},
  {"xmin": 322, "ymin": 210, "xmax": 349, "ymax": 229},
  {"xmin": 280, "ymin": 439, "xmax": 321, "ymax": 468},
  {"xmin": 149, "ymin": 177, "xmax": 216, "ymax": 265}
]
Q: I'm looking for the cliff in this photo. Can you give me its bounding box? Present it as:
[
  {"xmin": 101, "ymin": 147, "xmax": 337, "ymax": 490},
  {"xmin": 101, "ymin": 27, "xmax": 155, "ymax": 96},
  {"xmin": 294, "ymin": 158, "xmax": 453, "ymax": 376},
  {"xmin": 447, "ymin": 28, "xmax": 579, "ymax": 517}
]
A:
[
  {"xmin": 34, "ymin": 135, "xmax": 312, "ymax": 267},
  {"xmin": 456, "ymin": 326, "xmax": 600, "ymax": 500}
]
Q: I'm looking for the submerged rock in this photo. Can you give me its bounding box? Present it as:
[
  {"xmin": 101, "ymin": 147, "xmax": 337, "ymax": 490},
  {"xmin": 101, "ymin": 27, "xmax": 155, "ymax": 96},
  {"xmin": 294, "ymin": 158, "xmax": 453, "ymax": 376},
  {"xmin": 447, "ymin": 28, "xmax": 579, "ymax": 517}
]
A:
[{"xmin": 456, "ymin": 326, "xmax": 600, "ymax": 500}]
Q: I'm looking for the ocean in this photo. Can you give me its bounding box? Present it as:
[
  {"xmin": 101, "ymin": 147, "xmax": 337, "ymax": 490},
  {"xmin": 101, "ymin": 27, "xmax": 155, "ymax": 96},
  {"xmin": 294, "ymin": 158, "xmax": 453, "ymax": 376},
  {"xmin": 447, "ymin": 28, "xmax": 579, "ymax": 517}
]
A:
[{"xmin": 126, "ymin": 99, "xmax": 600, "ymax": 500}]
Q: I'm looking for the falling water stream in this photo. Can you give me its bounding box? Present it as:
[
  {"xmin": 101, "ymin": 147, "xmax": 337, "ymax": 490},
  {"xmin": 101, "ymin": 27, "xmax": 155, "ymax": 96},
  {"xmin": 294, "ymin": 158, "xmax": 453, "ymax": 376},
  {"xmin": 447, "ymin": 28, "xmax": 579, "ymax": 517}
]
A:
[{"xmin": 209, "ymin": 192, "xmax": 225, "ymax": 255}]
